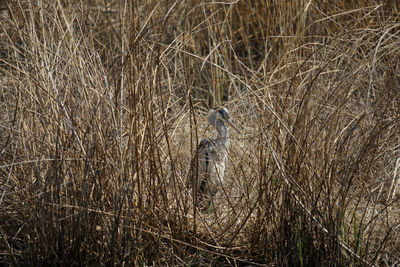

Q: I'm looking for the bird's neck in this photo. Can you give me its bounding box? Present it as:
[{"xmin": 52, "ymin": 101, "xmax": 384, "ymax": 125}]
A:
[{"xmin": 216, "ymin": 120, "xmax": 230, "ymax": 144}]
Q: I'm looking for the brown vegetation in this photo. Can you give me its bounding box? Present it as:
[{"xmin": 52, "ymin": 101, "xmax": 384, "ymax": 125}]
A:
[{"xmin": 1, "ymin": 0, "xmax": 399, "ymax": 265}]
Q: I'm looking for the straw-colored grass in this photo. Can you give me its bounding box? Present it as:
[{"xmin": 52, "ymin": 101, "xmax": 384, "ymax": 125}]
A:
[{"xmin": 1, "ymin": 1, "xmax": 399, "ymax": 265}]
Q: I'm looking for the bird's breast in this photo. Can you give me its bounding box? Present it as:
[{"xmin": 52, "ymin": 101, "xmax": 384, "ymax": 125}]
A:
[{"xmin": 208, "ymin": 160, "xmax": 226, "ymax": 185}]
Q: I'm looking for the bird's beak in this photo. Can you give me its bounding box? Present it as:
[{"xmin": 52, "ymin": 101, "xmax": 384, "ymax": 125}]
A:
[{"xmin": 226, "ymin": 119, "xmax": 241, "ymax": 134}]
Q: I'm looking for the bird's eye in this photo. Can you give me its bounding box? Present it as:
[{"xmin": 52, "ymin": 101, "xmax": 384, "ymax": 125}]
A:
[{"xmin": 218, "ymin": 109, "xmax": 227, "ymax": 117}]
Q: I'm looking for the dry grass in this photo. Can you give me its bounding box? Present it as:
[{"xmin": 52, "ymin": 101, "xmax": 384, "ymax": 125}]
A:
[{"xmin": 1, "ymin": 0, "xmax": 399, "ymax": 266}]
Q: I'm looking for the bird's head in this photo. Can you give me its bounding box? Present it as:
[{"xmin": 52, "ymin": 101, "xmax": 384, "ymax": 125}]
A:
[{"xmin": 208, "ymin": 107, "xmax": 241, "ymax": 134}]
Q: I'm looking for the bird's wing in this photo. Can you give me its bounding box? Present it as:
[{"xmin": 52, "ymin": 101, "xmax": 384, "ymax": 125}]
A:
[
  {"xmin": 197, "ymin": 139, "xmax": 211, "ymax": 152},
  {"xmin": 189, "ymin": 139, "xmax": 210, "ymax": 190}
]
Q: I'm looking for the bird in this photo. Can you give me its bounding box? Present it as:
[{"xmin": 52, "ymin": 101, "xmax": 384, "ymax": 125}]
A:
[{"xmin": 191, "ymin": 107, "xmax": 241, "ymax": 210}]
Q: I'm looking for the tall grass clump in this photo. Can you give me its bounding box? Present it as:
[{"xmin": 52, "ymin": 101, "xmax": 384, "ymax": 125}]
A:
[{"xmin": 1, "ymin": 0, "xmax": 399, "ymax": 265}]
